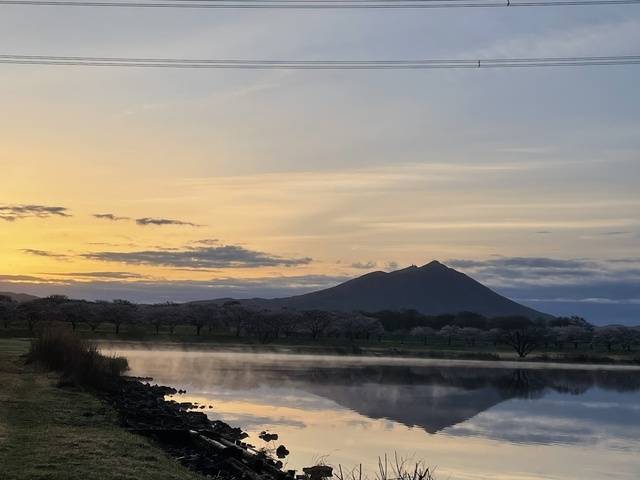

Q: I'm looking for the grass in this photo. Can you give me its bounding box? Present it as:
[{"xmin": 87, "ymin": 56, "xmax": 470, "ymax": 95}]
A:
[
  {"xmin": 27, "ymin": 328, "xmax": 129, "ymax": 388},
  {"xmin": 333, "ymin": 454, "xmax": 436, "ymax": 480},
  {"xmin": 0, "ymin": 338, "xmax": 204, "ymax": 480}
]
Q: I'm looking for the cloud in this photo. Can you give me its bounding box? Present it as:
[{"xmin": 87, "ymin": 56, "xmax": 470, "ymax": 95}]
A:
[
  {"xmin": 192, "ymin": 239, "xmax": 219, "ymax": 246},
  {"xmin": 449, "ymin": 257, "xmax": 595, "ymax": 271},
  {"xmin": 93, "ymin": 213, "xmax": 201, "ymax": 227},
  {"xmin": 447, "ymin": 256, "xmax": 640, "ymax": 324},
  {"xmin": 0, "ymin": 274, "xmax": 348, "ymax": 303},
  {"xmin": 598, "ymin": 231, "xmax": 632, "ymax": 236},
  {"xmin": 43, "ymin": 271, "xmax": 148, "ymax": 280},
  {"xmin": 0, "ymin": 204, "xmax": 70, "ymax": 221},
  {"xmin": 0, "ymin": 274, "xmax": 46, "ymax": 282},
  {"xmin": 83, "ymin": 245, "xmax": 312, "ymax": 269},
  {"xmin": 351, "ymin": 261, "xmax": 377, "ymax": 270},
  {"xmin": 22, "ymin": 249, "xmax": 70, "ymax": 260},
  {"xmin": 204, "ymin": 274, "xmax": 348, "ymax": 290},
  {"xmin": 93, "ymin": 213, "xmax": 130, "ymax": 221},
  {"xmin": 135, "ymin": 217, "xmax": 201, "ymax": 227},
  {"xmin": 385, "ymin": 261, "xmax": 399, "ymax": 270}
]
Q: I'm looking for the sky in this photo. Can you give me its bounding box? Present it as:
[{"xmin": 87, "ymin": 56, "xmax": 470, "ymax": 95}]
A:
[{"xmin": 1, "ymin": 3, "xmax": 639, "ymax": 324}]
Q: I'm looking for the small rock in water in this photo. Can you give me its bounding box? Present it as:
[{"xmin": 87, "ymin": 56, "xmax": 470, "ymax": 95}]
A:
[
  {"xmin": 259, "ymin": 431, "xmax": 279, "ymax": 442},
  {"xmin": 302, "ymin": 465, "xmax": 333, "ymax": 480},
  {"xmin": 275, "ymin": 445, "xmax": 289, "ymax": 459}
]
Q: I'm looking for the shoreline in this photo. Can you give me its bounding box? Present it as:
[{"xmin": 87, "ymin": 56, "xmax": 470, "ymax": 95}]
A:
[
  {"xmin": 98, "ymin": 373, "xmax": 293, "ymax": 480},
  {"xmin": 0, "ymin": 338, "xmax": 294, "ymax": 480},
  {"xmin": 0, "ymin": 338, "xmax": 204, "ymax": 480},
  {"xmin": 96, "ymin": 338, "xmax": 640, "ymax": 369}
]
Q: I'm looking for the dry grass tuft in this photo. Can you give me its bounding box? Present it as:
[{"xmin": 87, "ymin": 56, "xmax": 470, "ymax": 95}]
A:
[
  {"xmin": 335, "ymin": 453, "xmax": 436, "ymax": 480},
  {"xmin": 27, "ymin": 327, "xmax": 128, "ymax": 388}
]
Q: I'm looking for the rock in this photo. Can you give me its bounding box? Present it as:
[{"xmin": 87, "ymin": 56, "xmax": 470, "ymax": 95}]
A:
[
  {"xmin": 276, "ymin": 445, "xmax": 290, "ymax": 459},
  {"xmin": 97, "ymin": 375, "xmax": 281, "ymax": 480},
  {"xmin": 259, "ymin": 431, "xmax": 279, "ymax": 442},
  {"xmin": 302, "ymin": 466, "xmax": 333, "ymax": 480}
]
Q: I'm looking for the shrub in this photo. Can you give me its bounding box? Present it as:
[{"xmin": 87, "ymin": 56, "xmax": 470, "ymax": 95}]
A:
[{"xmin": 28, "ymin": 327, "xmax": 128, "ymax": 388}]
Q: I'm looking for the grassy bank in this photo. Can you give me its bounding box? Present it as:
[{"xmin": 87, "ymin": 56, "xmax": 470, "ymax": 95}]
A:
[
  {"xmin": 0, "ymin": 338, "xmax": 203, "ymax": 480},
  {"xmin": 4, "ymin": 320, "xmax": 639, "ymax": 364}
]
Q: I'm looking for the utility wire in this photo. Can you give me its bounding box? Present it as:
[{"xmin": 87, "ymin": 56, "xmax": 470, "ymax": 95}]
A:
[
  {"xmin": 1, "ymin": 0, "xmax": 639, "ymax": 7},
  {"xmin": 1, "ymin": 54, "xmax": 639, "ymax": 68}
]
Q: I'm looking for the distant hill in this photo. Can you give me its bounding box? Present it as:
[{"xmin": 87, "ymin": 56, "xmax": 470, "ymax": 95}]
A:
[
  {"xmin": 218, "ymin": 260, "xmax": 548, "ymax": 319},
  {"xmin": 0, "ymin": 291, "xmax": 39, "ymax": 303}
]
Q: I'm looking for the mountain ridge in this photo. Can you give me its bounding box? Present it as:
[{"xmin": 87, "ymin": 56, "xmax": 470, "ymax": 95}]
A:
[
  {"xmin": 0, "ymin": 291, "xmax": 39, "ymax": 303},
  {"xmin": 200, "ymin": 260, "xmax": 549, "ymax": 319}
]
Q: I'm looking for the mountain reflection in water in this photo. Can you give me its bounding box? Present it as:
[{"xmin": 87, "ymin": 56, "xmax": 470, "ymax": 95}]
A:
[{"xmin": 104, "ymin": 348, "xmax": 640, "ymax": 480}]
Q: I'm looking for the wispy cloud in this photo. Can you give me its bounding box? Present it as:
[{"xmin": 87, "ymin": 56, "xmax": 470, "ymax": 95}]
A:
[
  {"xmin": 93, "ymin": 213, "xmax": 130, "ymax": 221},
  {"xmin": 135, "ymin": 217, "xmax": 201, "ymax": 227},
  {"xmin": 43, "ymin": 271, "xmax": 148, "ymax": 280},
  {"xmin": 192, "ymin": 239, "xmax": 219, "ymax": 246},
  {"xmin": 351, "ymin": 261, "xmax": 377, "ymax": 270},
  {"xmin": 92, "ymin": 213, "xmax": 200, "ymax": 226},
  {"xmin": 0, "ymin": 274, "xmax": 348, "ymax": 303},
  {"xmin": 84, "ymin": 245, "xmax": 312, "ymax": 269},
  {"xmin": 22, "ymin": 249, "xmax": 70, "ymax": 260},
  {"xmin": 0, "ymin": 204, "xmax": 70, "ymax": 221},
  {"xmin": 0, "ymin": 274, "xmax": 45, "ymax": 282},
  {"xmin": 448, "ymin": 256, "xmax": 640, "ymax": 323},
  {"xmin": 449, "ymin": 257, "xmax": 596, "ymax": 271}
]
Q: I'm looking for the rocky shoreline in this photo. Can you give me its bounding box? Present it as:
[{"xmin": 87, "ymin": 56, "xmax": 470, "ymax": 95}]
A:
[{"xmin": 99, "ymin": 375, "xmax": 295, "ymax": 480}]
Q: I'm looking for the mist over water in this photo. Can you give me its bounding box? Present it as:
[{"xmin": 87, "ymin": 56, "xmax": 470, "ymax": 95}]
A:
[{"xmin": 101, "ymin": 346, "xmax": 640, "ymax": 480}]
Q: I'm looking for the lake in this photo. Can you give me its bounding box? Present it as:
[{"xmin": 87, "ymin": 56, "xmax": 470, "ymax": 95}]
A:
[{"xmin": 103, "ymin": 347, "xmax": 640, "ymax": 480}]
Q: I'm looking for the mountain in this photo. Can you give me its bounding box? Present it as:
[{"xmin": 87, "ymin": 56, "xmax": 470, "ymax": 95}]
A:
[
  {"xmin": 266, "ymin": 260, "xmax": 548, "ymax": 318},
  {"xmin": 0, "ymin": 291, "xmax": 39, "ymax": 302}
]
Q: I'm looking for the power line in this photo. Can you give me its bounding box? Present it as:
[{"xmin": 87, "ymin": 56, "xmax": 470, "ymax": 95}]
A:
[
  {"xmin": 1, "ymin": 54, "xmax": 639, "ymax": 68},
  {"xmin": 1, "ymin": 0, "xmax": 639, "ymax": 7}
]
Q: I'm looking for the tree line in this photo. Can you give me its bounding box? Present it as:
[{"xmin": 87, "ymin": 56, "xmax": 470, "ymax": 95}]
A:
[{"xmin": 1, "ymin": 295, "xmax": 639, "ymax": 358}]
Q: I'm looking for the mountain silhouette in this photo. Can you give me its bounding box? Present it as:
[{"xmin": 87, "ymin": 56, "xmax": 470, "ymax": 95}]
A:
[
  {"xmin": 268, "ymin": 260, "xmax": 547, "ymax": 318},
  {"xmin": 0, "ymin": 291, "xmax": 38, "ymax": 302}
]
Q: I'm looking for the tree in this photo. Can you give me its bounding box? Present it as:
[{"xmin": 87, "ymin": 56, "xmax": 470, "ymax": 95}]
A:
[
  {"xmin": 185, "ymin": 304, "xmax": 207, "ymax": 336},
  {"xmin": 221, "ymin": 301, "xmax": 248, "ymax": 337},
  {"xmin": 593, "ymin": 326, "xmax": 622, "ymax": 352},
  {"xmin": 86, "ymin": 301, "xmax": 109, "ymax": 332},
  {"xmin": 410, "ymin": 326, "xmax": 435, "ymax": 345},
  {"xmin": 549, "ymin": 316, "xmax": 591, "ymax": 329},
  {"xmin": 616, "ymin": 326, "xmax": 640, "ymax": 352},
  {"xmin": 0, "ymin": 295, "xmax": 17, "ymax": 328},
  {"xmin": 60, "ymin": 301, "xmax": 92, "ymax": 331},
  {"xmin": 437, "ymin": 325, "xmax": 460, "ymax": 346},
  {"xmin": 494, "ymin": 316, "xmax": 546, "ymax": 358},
  {"xmin": 164, "ymin": 306, "xmax": 182, "ymax": 334},
  {"xmin": 458, "ymin": 327, "xmax": 483, "ymax": 347},
  {"xmin": 453, "ymin": 312, "xmax": 487, "ymax": 329},
  {"xmin": 552, "ymin": 325, "xmax": 592, "ymax": 350},
  {"xmin": 17, "ymin": 299, "xmax": 51, "ymax": 333},
  {"xmin": 244, "ymin": 309, "xmax": 281, "ymax": 343},
  {"xmin": 108, "ymin": 299, "xmax": 137, "ymax": 335},
  {"xmin": 485, "ymin": 328, "xmax": 503, "ymax": 348},
  {"xmin": 279, "ymin": 309, "xmax": 303, "ymax": 338},
  {"xmin": 146, "ymin": 302, "xmax": 182, "ymax": 334},
  {"xmin": 301, "ymin": 310, "xmax": 334, "ymax": 340},
  {"xmin": 337, "ymin": 314, "xmax": 383, "ymax": 341}
]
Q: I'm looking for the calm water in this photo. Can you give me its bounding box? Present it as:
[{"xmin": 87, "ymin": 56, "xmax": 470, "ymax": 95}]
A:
[{"xmin": 104, "ymin": 347, "xmax": 640, "ymax": 480}]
